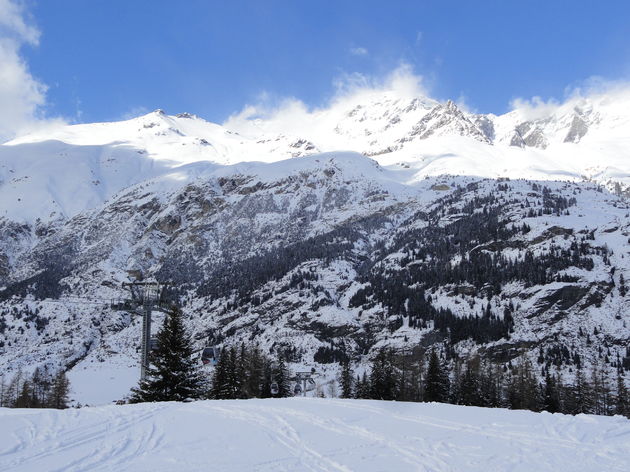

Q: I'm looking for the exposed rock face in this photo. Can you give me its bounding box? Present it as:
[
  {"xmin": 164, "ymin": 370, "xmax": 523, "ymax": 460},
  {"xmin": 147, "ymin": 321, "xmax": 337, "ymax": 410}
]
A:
[
  {"xmin": 473, "ymin": 115, "xmax": 496, "ymax": 142},
  {"xmin": 403, "ymin": 101, "xmax": 491, "ymax": 144},
  {"xmin": 511, "ymin": 122, "xmax": 550, "ymax": 149},
  {"xmin": 564, "ymin": 113, "xmax": 590, "ymax": 143}
]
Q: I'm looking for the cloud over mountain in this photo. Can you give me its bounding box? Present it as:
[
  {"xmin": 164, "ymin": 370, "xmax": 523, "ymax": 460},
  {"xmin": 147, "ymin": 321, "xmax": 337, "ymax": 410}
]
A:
[{"xmin": 0, "ymin": 0, "xmax": 63, "ymax": 141}]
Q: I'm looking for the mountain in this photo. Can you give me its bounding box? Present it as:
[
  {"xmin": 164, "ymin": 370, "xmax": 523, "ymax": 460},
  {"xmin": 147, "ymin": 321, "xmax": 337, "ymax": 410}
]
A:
[{"xmin": 1, "ymin": 89, "xmax": 630, "ymax": 404}]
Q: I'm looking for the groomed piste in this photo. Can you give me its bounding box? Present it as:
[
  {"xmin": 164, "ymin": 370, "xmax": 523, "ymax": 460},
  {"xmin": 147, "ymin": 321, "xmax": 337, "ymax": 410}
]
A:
[{"xmin": 1, "ymin": 398, "xmax": 629, "ymax": 472}]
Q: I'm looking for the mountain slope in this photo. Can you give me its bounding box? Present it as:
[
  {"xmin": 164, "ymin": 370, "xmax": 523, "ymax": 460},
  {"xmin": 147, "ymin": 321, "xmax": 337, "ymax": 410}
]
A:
[
  {"xmin": 1, "ymin": 152, "xmax": 629, "ymax": 404},
  {"xmin": 1, "ymin": 89, "xmax": 630, "ymax": 404}
]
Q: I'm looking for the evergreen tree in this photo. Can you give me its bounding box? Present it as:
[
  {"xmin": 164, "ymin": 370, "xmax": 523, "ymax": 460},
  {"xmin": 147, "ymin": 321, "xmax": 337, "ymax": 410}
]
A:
[
  {"xmin": 424, "ymin": 350, "xmax": 450, "ymax": 403},
  {"xmin": 261, "ymin": 361, "xmax": 274, "ymax": 398},
  {"xmin": 246, "ymin": 345, "xmax": 265, "ymax": 398},
  {"xmin": 354, "ymin": 372, "xmax": 371, "ymax": 399},
  {"xmin": 479, "ymin": 362, "xmax": 502, "ymax": 407},
  {"xmin": 226, "ymin": 347, "xmax": 241, "ymax": 398},
  {"xmin": 130, "ymin": 306, "xmax": 203, "ymax": 402},
  {"xmin": 542, "ymin": 372, "xmax": 560, "ymax": 413},
  {"xmin": 274, "ymin": 352, "xmax": 292, "ymax": 397},
  {"xmin": 459, "ymin": 360, "xmax": 482, "ymax": 406},
  {"xmin": 339, "ymin": 361, "xmax": 354, "ymax": 399},
  {"xmin": 369, "ymin": 349, "xmax": 397, "ymax": 401},
  {"xmin": 236, "ymin": 344, "xmax": 249, "ymax": 398},
  {"xmin": 211, "ymin": 346, "xmax": 235, "ymax": 399}
]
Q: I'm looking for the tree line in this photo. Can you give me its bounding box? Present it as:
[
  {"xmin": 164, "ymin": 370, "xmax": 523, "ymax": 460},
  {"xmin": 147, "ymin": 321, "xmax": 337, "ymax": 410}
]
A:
[
  {"xmin": 130, "ymin": 307, "xmax": 628, "ymax": 419},
  {"xmin": 341, "ymin": 348, "xmax": 629, "ymax": 418},
  {"xmin": 130, "ymin": 307, "xmax": 297, "ymax": 403},
  {"xmin": 0, "ymin": 368, "xmax": 71, "ymax": 409}
]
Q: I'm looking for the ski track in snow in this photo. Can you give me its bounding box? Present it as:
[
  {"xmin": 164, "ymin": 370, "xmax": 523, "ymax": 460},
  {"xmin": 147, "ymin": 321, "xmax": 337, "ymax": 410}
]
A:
[{"xmin": 1, "ymin": 399, "xmax": 629, "ymax": 472}]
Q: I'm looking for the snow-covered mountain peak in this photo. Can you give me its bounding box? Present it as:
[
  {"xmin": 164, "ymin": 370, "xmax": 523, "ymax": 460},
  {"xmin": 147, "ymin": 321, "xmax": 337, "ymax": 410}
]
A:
[
  {"xmin": 3, "ymin": 85, "xmax": 630, "ymax": 224},
  {"xmin": 400, "ymin": 99, "xmax": 491, "ymax": 145}
]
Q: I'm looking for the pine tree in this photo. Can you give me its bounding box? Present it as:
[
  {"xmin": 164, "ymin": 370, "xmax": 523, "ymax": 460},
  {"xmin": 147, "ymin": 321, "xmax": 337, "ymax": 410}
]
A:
[
  {"xmin": 130, "ymin": 306, "xmax": 203, "ymax": 402},
  {"xmin": 261, "ymin": 361, "xmax": 274, "ymax": 398},
  {"xmin": 236, "ymin": 344, "xmax": 249, "ymax": 398},
  {"xmin": 247, "ymin": 345, "xmax": 265, "ymax": 398},
  {"xmin": 226, "ymin": 346, "xmax": 241, "ymax": 398},
  {"xmin": 459, "ymin": 360, "xmax": 482, "ymax": 406},
  {"xmin": 354, "ymin": 372, "xmax": 371, "ymax": 399},
  {"xmin": 542, "ymin": 372, "xmax": 560, "ymax": 413},
  {"xmin": 339, "ymin": 361, "xmax": 354, "ymax": 399},
  {"xmin": 274, "ymin": 352, "xmax": 292, "ymax": 397},
  {"xmin": 424, "ymin": 350, "xmax": 450, "ymax": 403},
  {"xmin": 211, "ymin": 346, "xmax": 235, "ymax": 399},
  {"xmin": 369, "ymin": 349, "xmax": 397, "ymax": 401},
  {"xmin": 479, "ymin": 362, "xmax": 502, "ymax": 407}
]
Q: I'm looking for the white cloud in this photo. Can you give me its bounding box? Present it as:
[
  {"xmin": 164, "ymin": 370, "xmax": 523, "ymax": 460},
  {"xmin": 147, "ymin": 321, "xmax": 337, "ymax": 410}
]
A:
[
  {"xmin": 223, "ymin": 63, "xmax": 431, "ymax": 140},
  {"xmin": 509, "ymin": 96, "xmax": 561, "ymax": 121},
  {"xmin": 330, "ymin": 63, "xmax": 427, "ymax": 101},
  {"xmin": 0, "ymin": 0, "xmax": 62, "ymax": 142},
  {"xmin": 564, "ymin": 76, "xmax": 630, "ymax": 102},
  {"xmin": 349, "ymin": 46, "xmax": 368, "ymax": 56},
  {"xmin": 0, "ymin": 0, "xmax": 38, "ymax": 44},
  {"xmin": 510, "ymin": 77, "xmax": 630, "ymax": 121}
]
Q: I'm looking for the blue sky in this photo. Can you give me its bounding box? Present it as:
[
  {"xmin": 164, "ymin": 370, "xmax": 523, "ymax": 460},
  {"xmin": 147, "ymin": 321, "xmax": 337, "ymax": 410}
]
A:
[{"xmin": 8, "ymin": 0, "xmax": 630, "ymax": 126}]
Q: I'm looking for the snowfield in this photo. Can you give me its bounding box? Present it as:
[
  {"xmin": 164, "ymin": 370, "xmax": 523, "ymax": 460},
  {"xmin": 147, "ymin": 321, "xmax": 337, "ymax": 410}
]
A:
[{"xmin": 1, "ymin": 399, "xmax": 629, "ymax": 472}]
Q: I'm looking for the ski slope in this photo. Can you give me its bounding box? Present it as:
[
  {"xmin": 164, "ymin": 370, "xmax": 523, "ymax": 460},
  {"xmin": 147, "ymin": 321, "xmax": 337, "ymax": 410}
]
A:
[{"xmin": 1, "ymin": 399, "xmax": 629, "ymax": 472}]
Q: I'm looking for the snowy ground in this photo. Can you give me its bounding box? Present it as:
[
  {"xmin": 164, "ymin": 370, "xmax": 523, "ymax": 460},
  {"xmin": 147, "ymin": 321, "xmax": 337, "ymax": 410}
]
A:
[{"xmin": 1, "ymin": 399, "xmax": 629, "ymax": 472}]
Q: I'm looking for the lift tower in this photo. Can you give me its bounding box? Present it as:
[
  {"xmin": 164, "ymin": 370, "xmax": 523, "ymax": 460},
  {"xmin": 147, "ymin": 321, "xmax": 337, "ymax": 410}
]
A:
[{"xmin": 111, "ymin": 281, "xmax": 171, "ymax": 381}]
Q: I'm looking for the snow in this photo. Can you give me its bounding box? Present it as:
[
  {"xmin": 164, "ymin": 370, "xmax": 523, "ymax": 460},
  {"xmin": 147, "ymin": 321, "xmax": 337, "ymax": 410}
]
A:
[
  {"xmin": 3, "ymin": 88, "xmax": 630, "ymax": 223},
  {"xmin": 2, "ymin": 174, "xmax": 628, "ymax": 407},
  {"xmin": 1, "ymin": 398, "xmax": 628, "ymax": 471},
  {"xmin": 68, "ymin": 363, "xmax": 139, "ymax": 407},
  {"xmin": 2, "ymin": 90, "xmax": 630, "ymax": 411}
]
